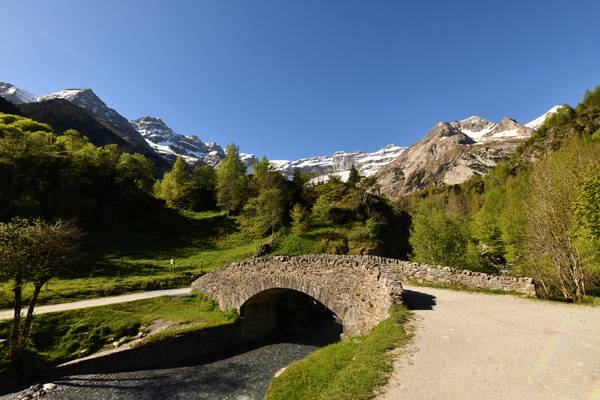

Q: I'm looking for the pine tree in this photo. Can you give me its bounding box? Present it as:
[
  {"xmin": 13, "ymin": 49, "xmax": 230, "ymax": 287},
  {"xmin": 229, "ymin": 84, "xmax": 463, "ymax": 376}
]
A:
[
  {"xmin": 346, "ymin": 165, "xmax": 361, "ymax": 188},
  {"xmin": 290, "ymin": 203, "xmax": 308, "ymax": 234},
  {"xmin": 216, "ymin": 144, "xmax": 248, "ymax": 215},
  {"xmin": 240, "ymin": 188, "xmax": 284, "ymax": 237}
]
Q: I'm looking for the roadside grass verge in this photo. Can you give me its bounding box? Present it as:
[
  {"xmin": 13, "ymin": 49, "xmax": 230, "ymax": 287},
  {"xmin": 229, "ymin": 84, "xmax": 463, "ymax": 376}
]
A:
[
  {"xmin": 265, "ymin": 306, "xmax": 411, "ymax": 400},
  {"xmin": 0, "ymin": 210, "xmax": 265, "ymax": 308},
  {"xmin": 0, "ymin": 294, "xmax": 235, "ymax": 366}
]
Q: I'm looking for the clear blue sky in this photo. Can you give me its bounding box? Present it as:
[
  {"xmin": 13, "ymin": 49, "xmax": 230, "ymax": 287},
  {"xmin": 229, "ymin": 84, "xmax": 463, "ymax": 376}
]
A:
[{"xmin": 2, "ymin": 0, "xmax": 599, "ymax": 159}]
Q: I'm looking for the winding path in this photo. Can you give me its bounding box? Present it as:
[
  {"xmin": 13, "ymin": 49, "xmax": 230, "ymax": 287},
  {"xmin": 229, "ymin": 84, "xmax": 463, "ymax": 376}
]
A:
[
  {"xmin": 380, "ymin": 285, "xmax": 600, "ymax": 400},
  {"xmin": 0, "ymin": 288, "xmax": 191, "ymax": 321}
]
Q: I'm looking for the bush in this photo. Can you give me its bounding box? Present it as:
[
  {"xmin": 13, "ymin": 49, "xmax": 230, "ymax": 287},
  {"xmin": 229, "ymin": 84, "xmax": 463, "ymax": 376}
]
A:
[
  {"xmin": 273, "ymin": 234, "xmax": 324, "ymax": 256},
  {"xmin": 409, "ymin": 202, "xmax": 468, "ymax": 268}
]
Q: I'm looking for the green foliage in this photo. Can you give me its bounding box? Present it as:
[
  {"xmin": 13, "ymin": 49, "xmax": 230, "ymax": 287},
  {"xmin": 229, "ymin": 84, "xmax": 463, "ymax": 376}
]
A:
[
  {"xmin": 216, "ymin": 144, "xmax": 248, "ymax": 215},
  {"xmin": 312, "ymin": 194, "xmax": 333, "ymax": 225},
  {"xmin": 0, "ymin": 218, "xmax": 81, "ymax": 367},
  {"xmin": 272, "ymin": 233, "xmax": 324, "ymax": 256},
  {"xmin": 0, "ymin": 210, "xmax": 266, "ymax": 308},
  {"xmin": 521, "ymin": 136, "xmax": 600, "ymax": 300},
  {"xmin": 409, "ymin": 202, "xmax": 468, "ymax": 268},
  {"xmin": 117, "ymin": 153, "xmax": 155, "ymax": 192},
  {"xmin": 573, "ymin": 166, "xmax": 600, "ymax": 281},
  {"xmin": 0, "ymin": 113, "xmax": 156, "ymax": 225},
  {"xmin": 290, "ymin": 203, "xmax": 309, "ymax": 234},
  {"xmin": 154, "ymin": 157, "xmax": 216, "ymax": 211},
  {"xmin": 251, "ymin": 156, "xmax": 288, "ymax": 193},
  {"xmin": 365, "ymin": 218, "xmax": 380, "ymax": 240},
  {"xmin": 240, "ymin": 188, "xmax": 285, "ymax": 238},
  {"xmin": 265, "ymin": 306, "xmax": 410, "ymax": 400},
  {"xmin": 0, "ymin": 294, "xmax": 235, "ymax": 365},
  {"xmin": 346, "ymin": 165, "xmax": 362, "ymax": 188}
]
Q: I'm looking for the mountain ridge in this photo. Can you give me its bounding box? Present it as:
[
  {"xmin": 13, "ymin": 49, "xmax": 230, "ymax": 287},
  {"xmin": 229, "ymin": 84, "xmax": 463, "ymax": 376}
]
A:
[{"xmin": 0, "ymin": 81, "xmax": 559, "ymax": 187}]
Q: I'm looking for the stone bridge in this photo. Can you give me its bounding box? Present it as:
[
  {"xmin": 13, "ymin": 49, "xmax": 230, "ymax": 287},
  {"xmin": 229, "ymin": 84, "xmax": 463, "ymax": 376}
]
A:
[{"xmin": 191, "ymin": 255, "xmax": 537, "ymax": 336}]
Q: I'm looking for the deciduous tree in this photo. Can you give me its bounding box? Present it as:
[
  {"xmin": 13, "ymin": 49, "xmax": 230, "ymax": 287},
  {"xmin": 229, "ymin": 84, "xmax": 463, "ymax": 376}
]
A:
[{"xmin": 0, "ymin": 218, "xmax": 81, "ymax": 368}]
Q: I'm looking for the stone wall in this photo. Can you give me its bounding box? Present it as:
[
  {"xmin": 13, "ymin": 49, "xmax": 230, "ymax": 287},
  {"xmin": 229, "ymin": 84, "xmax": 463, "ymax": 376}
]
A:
[
  {"xmin": 389, "ymin": 260, "xmax": 537, "ymax": 296},
  {"xmin": 192, "ymin": 255, "xmax": 404, "ymax": 336}
]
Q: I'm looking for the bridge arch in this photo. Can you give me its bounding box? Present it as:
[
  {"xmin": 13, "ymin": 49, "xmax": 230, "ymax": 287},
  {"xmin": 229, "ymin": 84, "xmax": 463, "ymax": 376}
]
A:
[{"xmin": 191, "ymin": 255, "xmax": 404, "ymax": 336}]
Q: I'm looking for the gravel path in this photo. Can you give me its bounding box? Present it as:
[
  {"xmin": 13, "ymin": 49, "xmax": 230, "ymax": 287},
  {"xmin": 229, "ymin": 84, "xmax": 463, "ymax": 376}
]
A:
[
  {"xmin": 380, "ymin": 285, "xmax": 600, "ymax": 400},
  {"xmin": 0, "ymin": 288, "xmax": 191, "ymax": 321}
]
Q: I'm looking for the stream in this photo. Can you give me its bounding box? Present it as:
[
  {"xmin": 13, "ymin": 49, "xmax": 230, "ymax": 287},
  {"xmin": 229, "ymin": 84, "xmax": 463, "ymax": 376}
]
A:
[{"xmin": 2, "ymin": 321, "xmax": 342, "ymax": 400}]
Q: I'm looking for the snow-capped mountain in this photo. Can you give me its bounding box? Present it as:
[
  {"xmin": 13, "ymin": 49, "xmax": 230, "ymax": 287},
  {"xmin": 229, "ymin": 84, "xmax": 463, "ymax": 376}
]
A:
[
  {"xmin": 131, "ymin": 116, "xmax": 258, "ymax": 168},
  {"xmin": 375, "ymin": 109, "xmax": 558, "ymax": 199},
  {"xmin": 448, "ymin": 115, "xmax": 532, "ymax": 143},
  {"xmin": 38, "ymin": 88, "xmax": 151, "ymax": 149},
  {"xmin": 270, "ymin": 144, "xmax": 406, "ymax": 182},
  {"xmin": 131, "ymin": 116, "xmax": 226, "ymax": 166},
  {"xmin": 0, "ymin": 82, "xmax": 36, "ymax": 104},
  {"xmin": 525, "ymin": 105, "xmax": 561, "ymax": 130}
]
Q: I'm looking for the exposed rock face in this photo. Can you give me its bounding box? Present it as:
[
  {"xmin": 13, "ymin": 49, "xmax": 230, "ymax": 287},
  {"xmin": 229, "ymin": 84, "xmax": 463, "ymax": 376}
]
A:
[
  {"xmin": 376, "ymin": 116, "xmax": 534, "ymax": 198},
  {"xmin": 131, "ymin": 116, "xmax": 225, "ymax": 166},
  {"xmin": 38, "ymin": 88, "xmax": 152, "ymax": 151},
  {"xmin": 192, "ymin": 255, "xmax": 536, "ymax": 336},
  {"xmin": 131, "ymin": 116, "xmax": 258, "ymax": 168},
  {"xmin": 0, "ymin": 82, "xmax": 35, "ymax": 104},
  {"xmin": 271, "ymin": 144, "xmax": 406, "ymax": 182}
]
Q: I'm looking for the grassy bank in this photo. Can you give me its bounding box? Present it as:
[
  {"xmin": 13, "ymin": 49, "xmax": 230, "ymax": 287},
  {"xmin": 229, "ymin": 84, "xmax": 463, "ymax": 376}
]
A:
[
  {"xmin": 0, "ymin": 210, "xmax": 265, "ymax": 308},
  {"xmin": 0, "ymin": 294, "xmax": 236, "ymax": 366},
  {"xmin": 265, "ymin": 306, "xmax": 411, "ymax": 400}
]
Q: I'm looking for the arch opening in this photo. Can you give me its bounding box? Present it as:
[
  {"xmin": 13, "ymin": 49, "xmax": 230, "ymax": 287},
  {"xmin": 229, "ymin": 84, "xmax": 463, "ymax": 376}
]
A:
[{"xmin": 239, "ymin": 288, "xmax": 342, "ymax": 345}]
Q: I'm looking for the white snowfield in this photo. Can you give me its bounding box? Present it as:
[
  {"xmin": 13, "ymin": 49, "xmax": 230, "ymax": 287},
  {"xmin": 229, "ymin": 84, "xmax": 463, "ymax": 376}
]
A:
[{"xmin": 525, "ymin": 105, "xmax": 562, "ymax": 129}]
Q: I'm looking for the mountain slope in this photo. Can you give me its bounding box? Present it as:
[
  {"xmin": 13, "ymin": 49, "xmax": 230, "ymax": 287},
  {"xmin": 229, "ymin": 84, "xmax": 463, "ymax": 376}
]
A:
[
  {"xmin": 38, "ymin": 89, "xmax": 152, "ymax": 150},
  {"xmin": 375, "ymin": 110, "xmax": 558, "ymax": 199},
  {"xmin": 525, "ymin": 105, "xmax": 562, "ymax": 130},
  {"xmin": 19, "ymin": 99, "xmax": 130, "ymax": 147},
  {"xmin": 0, "ymin": 95, "xmax": 23, "ymax": 115},
  {"xmin": 0, "ymin": 82, "xmax": 35, "ymax": 104}
]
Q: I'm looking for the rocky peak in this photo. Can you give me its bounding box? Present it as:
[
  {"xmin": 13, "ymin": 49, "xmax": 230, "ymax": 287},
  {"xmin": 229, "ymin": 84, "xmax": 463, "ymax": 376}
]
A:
[
  {"xmin": 38, "ymin": 88, "xmax": 151, "ymax": 149},
  {"xmin": 375, "ymin": 112, "xmax": 539, "ymax": 199},
  {"xmin": 0, "ymin": 82, "xmax": 36, "ymax": 104},
  {"xmin": 131, "ymin": 116, "xmax": 226, "ymax": 167}
]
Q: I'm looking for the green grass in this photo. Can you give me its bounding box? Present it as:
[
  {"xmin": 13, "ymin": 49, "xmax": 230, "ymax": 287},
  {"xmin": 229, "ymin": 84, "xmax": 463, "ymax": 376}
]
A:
[
  {"xmin": 0, "ymin": 294, "xmax": 236, "ymax": 366},
  {"xmin": 0, "ymin": 209, "xmax": 266, "ymax": 308},
  {"xmin": 272, "ymin": 222, "xmax": 379, "ymax": 257},
  {"xmin": 265, "ymin": 306, "xmax": 411, "ymax": 400}
]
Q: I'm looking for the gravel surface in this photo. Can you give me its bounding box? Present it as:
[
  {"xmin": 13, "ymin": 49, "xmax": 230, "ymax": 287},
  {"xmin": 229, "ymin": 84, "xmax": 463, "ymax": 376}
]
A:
[
  {"xmin": 379, "ymin": 285, "xmax": 600, "ymax": 400},
  {"xmin": 0, "ymin": 289, "xmax": 192, "ymax": 321}
]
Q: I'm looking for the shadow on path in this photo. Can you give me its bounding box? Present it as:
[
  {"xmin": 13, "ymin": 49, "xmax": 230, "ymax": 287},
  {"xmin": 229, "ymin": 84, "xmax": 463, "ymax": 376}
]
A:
[{"xmin": 403, "ymin": 290, "xmax": 436, "ymax": 310}]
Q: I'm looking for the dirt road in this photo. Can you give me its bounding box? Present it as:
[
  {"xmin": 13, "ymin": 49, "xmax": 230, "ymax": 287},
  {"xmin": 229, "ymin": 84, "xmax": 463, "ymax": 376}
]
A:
[
  {"xmin": 379, "ymin": 286, "xmax": 600, "ymax": 400},
  {"xmin": 0, "ymin": 288, "xmax": 191, "ymax": 321}
]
